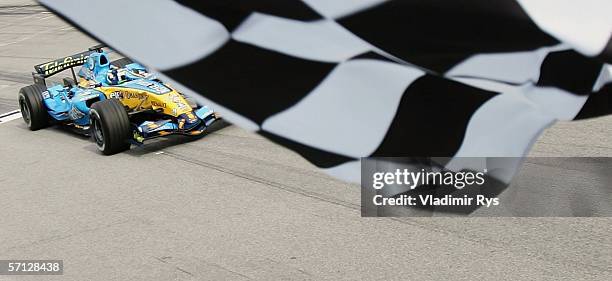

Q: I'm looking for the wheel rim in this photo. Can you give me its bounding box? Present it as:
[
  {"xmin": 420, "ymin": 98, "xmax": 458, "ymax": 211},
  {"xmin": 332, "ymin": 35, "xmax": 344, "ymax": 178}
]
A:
[
  {"xmin": 19, "ymin": 97, "xmax": 31, "ymax": 126},
  {"xmin": 92, "ymin": 116, "xmax": 105, "ymax": 149}
]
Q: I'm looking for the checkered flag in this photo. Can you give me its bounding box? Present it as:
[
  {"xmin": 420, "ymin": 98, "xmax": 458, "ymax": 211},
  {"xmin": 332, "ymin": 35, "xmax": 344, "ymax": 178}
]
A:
[{"xmin": 40, "ymin": 0, "xmax": 611, "ymax": 183}]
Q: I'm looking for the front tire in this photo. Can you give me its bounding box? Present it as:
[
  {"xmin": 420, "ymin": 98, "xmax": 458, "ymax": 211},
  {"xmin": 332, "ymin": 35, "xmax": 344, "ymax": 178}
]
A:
[
  {"xmin": 90, "ymin": 99, "xmax": 131, "ymax": 155},
  {"xmin": 18, "ymin": 84, "xmax": 49, "ymax": 130}
]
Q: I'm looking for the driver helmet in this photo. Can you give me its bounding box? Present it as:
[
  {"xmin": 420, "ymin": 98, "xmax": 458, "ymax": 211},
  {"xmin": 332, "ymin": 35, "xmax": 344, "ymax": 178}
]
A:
[{"xmin": 106, "ymin": 69, "xmax": 128, "ymax": 85}]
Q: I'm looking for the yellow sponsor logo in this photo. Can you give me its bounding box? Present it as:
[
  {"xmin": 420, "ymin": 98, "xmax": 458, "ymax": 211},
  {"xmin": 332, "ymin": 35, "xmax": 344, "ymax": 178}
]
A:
[{"xmin": 151, "ymin": 101, "xmax": 167, "ymax": 108}]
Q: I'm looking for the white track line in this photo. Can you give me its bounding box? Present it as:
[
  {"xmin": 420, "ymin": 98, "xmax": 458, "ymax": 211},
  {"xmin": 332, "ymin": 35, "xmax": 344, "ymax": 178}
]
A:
[{"xmin": 0, "ymin": 109, "xmax": 22, "ymax": 124}]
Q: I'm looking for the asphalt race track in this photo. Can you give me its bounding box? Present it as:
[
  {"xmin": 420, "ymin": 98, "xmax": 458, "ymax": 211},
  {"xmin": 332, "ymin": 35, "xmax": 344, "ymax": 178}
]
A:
[{"xmin": 0, "ymin": 1, "xmax": 611, "ymax": 280}]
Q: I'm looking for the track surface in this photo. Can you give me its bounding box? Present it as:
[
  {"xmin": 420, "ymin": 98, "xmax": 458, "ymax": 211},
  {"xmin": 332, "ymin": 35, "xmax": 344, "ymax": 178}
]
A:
[{"xmin": 0, "ymin": 2, "xmax": 611, "ymax": 280}]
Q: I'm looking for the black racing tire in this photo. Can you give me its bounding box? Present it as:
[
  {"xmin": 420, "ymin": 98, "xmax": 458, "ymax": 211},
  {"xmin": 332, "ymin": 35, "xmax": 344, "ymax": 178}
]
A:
[
  {"xmin": 90, "ymin": 99, "xmax": 131, "ymax": 155},
  {"xmin": 111, "ymin": 57, "xmax": 133, "ymax": 68},
  {"xmin": 18, "ymin": 84, "xmax": 49, "ymax": 130}
]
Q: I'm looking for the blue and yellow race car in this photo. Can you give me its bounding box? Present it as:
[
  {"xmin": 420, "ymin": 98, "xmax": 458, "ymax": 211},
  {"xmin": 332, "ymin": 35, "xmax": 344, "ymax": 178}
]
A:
[{"xmin": 18, "ymin": 45, "xmax": 219, "ymax": 155}]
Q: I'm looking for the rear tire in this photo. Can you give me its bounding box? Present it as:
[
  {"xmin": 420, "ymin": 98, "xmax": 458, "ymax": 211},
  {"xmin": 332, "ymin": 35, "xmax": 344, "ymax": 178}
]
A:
[
  {"xmin": 18, "ymin": 84, "xmax": 49, "ymax": 130},
  {"xmin": 111, "ymin": 57, "xmax": 133, "ymax": 68},
  {"xmin": 90, "ymin": 99, "xmax": 131, "ymax": 155}
]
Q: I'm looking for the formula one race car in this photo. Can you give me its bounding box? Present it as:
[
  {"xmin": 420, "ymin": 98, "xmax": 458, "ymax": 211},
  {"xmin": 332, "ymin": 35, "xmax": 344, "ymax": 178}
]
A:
[{"xmin": 18, "ymin": 45, "xmax": 219, "ymax": 155}]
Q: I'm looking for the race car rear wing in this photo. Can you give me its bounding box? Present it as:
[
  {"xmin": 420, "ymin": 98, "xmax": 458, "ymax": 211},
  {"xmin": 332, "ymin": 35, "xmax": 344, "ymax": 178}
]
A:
[{"xmin": 32, "ymin": 44, "xmax": 107, "ymax": 86}]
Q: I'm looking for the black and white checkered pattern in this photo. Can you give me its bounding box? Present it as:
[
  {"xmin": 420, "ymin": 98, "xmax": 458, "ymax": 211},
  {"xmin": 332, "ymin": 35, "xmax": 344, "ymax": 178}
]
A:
[{"xmin": 40, "ymin": 0, "xmax": 612, "ymax": 183}]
